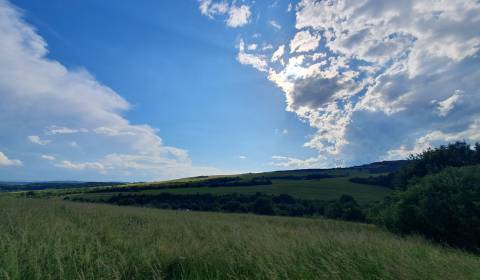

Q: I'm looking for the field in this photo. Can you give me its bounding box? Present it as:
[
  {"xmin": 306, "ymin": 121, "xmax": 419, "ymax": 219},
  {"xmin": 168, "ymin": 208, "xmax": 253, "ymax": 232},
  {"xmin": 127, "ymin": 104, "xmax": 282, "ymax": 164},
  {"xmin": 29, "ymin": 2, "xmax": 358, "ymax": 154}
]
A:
[
  {"xmin": 1, "ymin": 197, "xmax": 479, "ymax": 280},
  {"xmin": 72, "ymin": 177, "xmax": 390, "ymax": 204}
]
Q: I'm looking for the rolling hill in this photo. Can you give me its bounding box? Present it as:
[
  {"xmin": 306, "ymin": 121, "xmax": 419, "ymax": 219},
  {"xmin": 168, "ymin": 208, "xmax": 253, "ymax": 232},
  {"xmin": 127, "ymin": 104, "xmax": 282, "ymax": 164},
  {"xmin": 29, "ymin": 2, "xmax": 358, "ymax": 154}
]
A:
[{"xmin": 43, "ymin": 160, "xmax": 405, "ymax": 205}]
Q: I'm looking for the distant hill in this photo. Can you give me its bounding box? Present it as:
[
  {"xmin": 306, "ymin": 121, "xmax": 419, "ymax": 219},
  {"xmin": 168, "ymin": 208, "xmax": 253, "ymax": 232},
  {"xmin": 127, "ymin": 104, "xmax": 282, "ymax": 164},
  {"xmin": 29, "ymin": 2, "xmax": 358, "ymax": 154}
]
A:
[
  {"xmin": 255, "ymin": 160, "xmax": 407, "ymax": 177},
  {"xmin": 350, "ymin": 160, "xmax": 408, "ymax": 173},
  {"xmin": 0, "ymin": 181, "xmax": 126, "ymax": 192}
]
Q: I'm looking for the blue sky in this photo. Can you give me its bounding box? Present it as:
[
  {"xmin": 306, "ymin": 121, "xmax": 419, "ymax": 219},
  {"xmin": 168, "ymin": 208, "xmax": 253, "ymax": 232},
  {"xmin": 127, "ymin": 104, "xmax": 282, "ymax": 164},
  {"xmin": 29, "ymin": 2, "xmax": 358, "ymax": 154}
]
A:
[
  {"xmin": 0, "ymin": 0, "xmax": 479, "ymax": 181},
  {"xmin": 22, "ymin": 0, "xmax": 313, "ymax": 168}
]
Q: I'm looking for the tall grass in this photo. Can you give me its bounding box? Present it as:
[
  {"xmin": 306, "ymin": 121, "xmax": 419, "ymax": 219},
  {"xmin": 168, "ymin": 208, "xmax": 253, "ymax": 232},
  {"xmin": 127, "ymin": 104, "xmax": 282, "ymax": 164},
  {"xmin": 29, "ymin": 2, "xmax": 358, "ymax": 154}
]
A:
[{"xmin": 0, "ymin": 197, "xmax": 479, "ymax": 279}]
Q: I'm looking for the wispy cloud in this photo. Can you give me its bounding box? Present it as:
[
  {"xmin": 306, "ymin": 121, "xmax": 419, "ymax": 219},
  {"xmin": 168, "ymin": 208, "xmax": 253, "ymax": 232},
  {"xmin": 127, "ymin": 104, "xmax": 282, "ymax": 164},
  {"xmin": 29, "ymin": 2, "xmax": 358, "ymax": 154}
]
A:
[
  {"xmin": 269, "ymin": 20, "xmax": 281, "ymax": 30},
  {"xmin": 40, "ymin": 154, "xmax": 55, "ymax": 161},
  {"xmin": 237, "ymin": 39, "xmax": 268, "ymax": 72},
  {"xmin": 46, "ymin": 126, "xmax": 88, "ymax": 135},
  {"xmin": 56, "ymin": 160, "xmax": 106, "ymax": 174},
  {"xmin": 274, "ymin": 128, "xmax": 289, "ymax": 135},
  {"xmin": 435, "ymin": 90, "xmax": 464, "ymax": 117},
  {"xmin": 28, "ymin": 135, "xmax": 51, "ymax": 146},
  {"xmin": 227, "ymin": 5, "xmax": 251, "ymax": 27},
  {"xmin": 199, "ymin": 0, "xmax": 229, "ymax": 18},
  {"xmin": 271, "ymin": 45, "xmax": 285, "ymax": 63},
  {"xmin": 199, "ymin": 1, "xmax": 251, "ymax": 28},
  {"xmin": 270, "ymin": 155, "xmax": 325, "ymax": 169}
]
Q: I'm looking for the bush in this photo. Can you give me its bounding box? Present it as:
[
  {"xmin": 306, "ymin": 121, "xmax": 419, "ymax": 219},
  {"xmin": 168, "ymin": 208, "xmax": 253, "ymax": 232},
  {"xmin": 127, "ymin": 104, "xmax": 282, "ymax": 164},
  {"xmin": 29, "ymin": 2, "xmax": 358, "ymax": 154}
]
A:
[
  {"xmin": 222, "ymin": 201, "xmax": 241, "ymax": 212},
  {"xmin": 381, "ymin": 165, "xmax": 480, "ymax": 251},
  {"xmin": 253, "ymin": 198, "xmax": 275, "ymax": 215},
  {"xmin": 325, "ymin": 195, "xmax": 365, "ymax": 222}
]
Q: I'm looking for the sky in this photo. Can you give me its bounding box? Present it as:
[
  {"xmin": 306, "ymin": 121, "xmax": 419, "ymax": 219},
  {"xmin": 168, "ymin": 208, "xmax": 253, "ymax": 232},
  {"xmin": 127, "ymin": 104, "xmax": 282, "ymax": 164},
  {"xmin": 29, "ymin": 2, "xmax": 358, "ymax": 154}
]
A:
[{"xmin": 0, "ymin": 0, "xmax": 479, "ymax": 181}]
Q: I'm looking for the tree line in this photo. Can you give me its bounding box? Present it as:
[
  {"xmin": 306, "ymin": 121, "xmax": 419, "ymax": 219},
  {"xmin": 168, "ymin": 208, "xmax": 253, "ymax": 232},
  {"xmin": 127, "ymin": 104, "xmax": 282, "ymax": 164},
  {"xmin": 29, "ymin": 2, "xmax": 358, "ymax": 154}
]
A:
[
  {"xmin": 351, "ymin": 142, "xmax": 480, "ymax": 190},
  {"xmin": 66, "ymin": 192, "xmax": 365, "ymax": 222},
  {"xmin": 365, "ymin": 142, "xmax": 480, "ymax": 252},
  {"xmin": 89, "ymin": 177, "xmax": 272, "ymax": 193}
]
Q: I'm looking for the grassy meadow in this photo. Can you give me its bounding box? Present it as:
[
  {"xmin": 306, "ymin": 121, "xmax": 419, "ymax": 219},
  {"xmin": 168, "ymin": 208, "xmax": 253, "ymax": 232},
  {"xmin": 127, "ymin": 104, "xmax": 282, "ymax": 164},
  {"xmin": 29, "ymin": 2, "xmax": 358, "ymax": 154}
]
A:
[{"xmin": 1, "ymin": 197, "xmax": 479, "ymax": 280}]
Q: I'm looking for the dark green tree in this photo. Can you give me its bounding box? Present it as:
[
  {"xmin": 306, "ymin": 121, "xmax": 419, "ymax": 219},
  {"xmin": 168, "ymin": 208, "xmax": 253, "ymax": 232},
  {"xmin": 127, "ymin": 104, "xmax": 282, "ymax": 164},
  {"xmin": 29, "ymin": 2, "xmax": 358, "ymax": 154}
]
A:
[
  {"xmin": 392, "ymin": 141, "xmax": 478, "ymax": 189},
  {"xmin": 381, "ymin": 165, "xmax": 480, "ymax": 251},
  {"xmin": 325, "ymin": 195, "xmax": 365, "ymax": 222}
]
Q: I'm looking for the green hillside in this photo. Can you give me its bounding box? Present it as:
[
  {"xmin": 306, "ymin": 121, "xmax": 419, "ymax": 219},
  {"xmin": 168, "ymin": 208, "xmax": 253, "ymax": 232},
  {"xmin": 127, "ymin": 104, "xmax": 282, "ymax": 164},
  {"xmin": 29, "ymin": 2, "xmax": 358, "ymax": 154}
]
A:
[
  {"xmin": 1, "ymin": 197, "xmax": 479, "ymax": 280},
  {"xmin": 56, "ymin": 161, "xmax": 402, "ymax": 205}
]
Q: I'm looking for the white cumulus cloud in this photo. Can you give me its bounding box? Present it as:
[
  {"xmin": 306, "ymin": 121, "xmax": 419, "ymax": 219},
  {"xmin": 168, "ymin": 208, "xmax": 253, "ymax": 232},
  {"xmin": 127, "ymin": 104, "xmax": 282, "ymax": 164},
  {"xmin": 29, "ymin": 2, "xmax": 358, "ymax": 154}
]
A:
[
  {"xmin": 289, "ymin": 30, "xmax": 320, "ymax": 53},
  {"xmin": 201, "ymin": 0, "xmax": 480, "ymax": 167},
  {"xmin": 0, "ymin": 151, "xmax": 22, "ymax": 166},
  {"xmin": 0, "ymin": 0, "xmax": 221, "ymax": 180}
]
